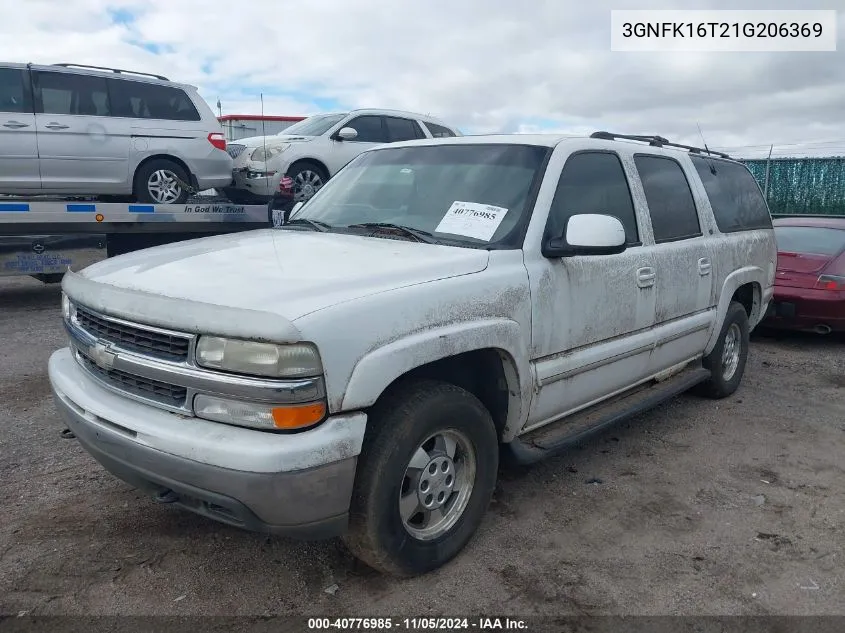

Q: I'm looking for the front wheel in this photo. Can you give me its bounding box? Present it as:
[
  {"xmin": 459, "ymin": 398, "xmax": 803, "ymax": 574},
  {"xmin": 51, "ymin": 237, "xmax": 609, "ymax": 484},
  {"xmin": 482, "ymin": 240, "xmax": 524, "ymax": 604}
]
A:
[
  {"xmin": 697, "ymin": 300, "xmax": 750, "ymax": 398},
  {"xmin": 343, "ymin": 380, "xmax": 499, "ymax": 577},
  {"xmin": 286, "ymin": 161, "xmax": 328, "ymax": 203}
]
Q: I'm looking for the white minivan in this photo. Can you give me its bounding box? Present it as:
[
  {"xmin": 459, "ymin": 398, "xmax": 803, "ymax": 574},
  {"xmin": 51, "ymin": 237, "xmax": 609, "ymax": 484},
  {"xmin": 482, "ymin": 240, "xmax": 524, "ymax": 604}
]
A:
[{"xmin": 0, "ymin": 62, "xmax": 232, "ymax": 204}]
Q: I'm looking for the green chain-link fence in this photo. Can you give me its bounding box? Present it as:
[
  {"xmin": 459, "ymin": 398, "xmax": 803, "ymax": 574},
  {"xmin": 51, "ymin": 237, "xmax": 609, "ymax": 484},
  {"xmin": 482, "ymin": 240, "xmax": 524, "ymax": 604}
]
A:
[{"xmin": 741, "ymin": 157, "xmax": 845, "ymax": 216}]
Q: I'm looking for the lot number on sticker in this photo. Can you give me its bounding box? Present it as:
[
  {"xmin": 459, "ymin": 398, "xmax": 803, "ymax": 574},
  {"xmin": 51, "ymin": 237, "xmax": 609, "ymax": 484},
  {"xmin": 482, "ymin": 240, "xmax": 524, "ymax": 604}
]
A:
[{"xmin": 434, "ymin": 201, "xmax": 508, "ymax": 241}]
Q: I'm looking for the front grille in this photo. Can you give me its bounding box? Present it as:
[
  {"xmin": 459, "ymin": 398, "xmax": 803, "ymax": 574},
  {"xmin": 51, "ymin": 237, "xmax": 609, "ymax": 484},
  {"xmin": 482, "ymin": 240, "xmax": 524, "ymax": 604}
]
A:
[
  {"xmin": 227, "ymin": 144, "xmax": 246, "ymax": 159},
  {"xmin": 76, "ymin": 307, "xmax": 190, "ymax": 362},
  {"xmin": 78, "ymin": 351, "xmax": 187, "ymax": 407}
]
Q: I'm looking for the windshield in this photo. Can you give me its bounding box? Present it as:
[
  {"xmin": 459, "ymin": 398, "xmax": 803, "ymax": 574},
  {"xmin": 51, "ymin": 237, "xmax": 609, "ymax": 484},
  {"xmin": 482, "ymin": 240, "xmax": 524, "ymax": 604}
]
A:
[
  {"xmin": 281, "ymin": 113, "xmax": 347, "ymax": 137},
  {"xmin": 775, "ymin": 226, "xmax": 845, "ymax": 256},
  {"xmin": 284, "ymin": 144, "xmax": 549, "ymax": 248}
]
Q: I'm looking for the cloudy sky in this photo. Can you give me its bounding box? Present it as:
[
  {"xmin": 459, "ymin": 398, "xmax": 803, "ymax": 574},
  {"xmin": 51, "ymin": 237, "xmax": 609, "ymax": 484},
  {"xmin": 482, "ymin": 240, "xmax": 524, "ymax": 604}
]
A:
[{"xmin": 5, "ymin": 0, "xmax": 843, "ymax": 158}]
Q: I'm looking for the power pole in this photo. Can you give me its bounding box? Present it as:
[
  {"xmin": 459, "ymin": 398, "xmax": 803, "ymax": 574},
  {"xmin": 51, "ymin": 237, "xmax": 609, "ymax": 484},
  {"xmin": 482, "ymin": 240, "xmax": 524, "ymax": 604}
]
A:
[{"xmin": 763, "ymin": 144, "xmax": 773, "ymax": 198}]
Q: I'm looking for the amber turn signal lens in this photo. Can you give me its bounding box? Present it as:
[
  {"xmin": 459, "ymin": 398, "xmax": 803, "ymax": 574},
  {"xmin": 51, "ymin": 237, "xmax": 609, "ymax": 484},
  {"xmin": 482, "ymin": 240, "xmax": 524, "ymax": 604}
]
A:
[{"xmin": 271, "ymin": 402, "xmax": 326, "ymax": 429}]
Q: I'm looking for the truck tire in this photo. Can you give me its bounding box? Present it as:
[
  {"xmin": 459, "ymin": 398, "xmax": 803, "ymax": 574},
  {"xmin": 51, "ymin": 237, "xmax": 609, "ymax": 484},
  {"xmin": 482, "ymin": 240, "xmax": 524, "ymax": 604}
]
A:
[
  {"xmin": 133, "ymin": 159, "xmax": 191, "ymax": 205},
  {"xmin": 343, "ymin": 379, "xmax": 499, "ymax": 577},
  {"xmin": 697, "ymin": 301, "xmax": 750, "ymax": 399}
]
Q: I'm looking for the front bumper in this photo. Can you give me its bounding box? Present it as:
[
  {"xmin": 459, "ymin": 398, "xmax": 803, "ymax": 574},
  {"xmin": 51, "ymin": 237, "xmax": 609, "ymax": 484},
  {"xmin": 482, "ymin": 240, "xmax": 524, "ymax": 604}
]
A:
[
  {"xmin": 228, "ymin": 165, "xmax": 281, "ymax": 200},
  {"xmin": 48, "ymin": 347, "xmax": 367, "ymax": 538}
]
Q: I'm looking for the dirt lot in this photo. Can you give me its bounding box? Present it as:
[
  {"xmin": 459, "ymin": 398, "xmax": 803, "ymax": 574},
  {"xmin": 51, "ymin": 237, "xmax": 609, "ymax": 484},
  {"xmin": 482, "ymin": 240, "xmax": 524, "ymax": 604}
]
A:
[{"xmin": 1, "ymin": 274, "xmax": 844, "ymax": 617}]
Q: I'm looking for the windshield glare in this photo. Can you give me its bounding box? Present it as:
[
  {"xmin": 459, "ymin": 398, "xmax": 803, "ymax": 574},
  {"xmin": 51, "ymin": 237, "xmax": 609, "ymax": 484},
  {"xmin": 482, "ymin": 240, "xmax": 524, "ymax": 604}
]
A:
[
  {"xmin": 281, "ymin": 113, "xmax": 347, "ymax": 137},
  {"xmin": 287, "ymin": 144, "xmax": 549, "ymax": 247}
]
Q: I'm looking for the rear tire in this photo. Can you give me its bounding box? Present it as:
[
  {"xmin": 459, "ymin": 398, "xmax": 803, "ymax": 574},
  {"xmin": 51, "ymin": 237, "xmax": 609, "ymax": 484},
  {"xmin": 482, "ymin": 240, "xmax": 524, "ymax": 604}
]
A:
[
  {"xmin": 133, "ymin": 159, "xmax": 191, "ymax": 205},
  {"xmin": 343, "ymin": 379, "xmax": 499, "ymax": 577},
  {"xmin": 697, "ymin": 301, "xmax": 750, "ymax": 399}
]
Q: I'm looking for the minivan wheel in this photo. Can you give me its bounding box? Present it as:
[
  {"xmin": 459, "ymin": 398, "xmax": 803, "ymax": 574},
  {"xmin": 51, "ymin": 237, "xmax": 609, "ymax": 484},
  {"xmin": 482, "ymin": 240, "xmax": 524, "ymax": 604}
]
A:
[
  {"xmin": 697, "ymin": 300, "xmax": 750, "ymax": 399},
  {"xmin": 286, "ymin": 161, "xmax": 328, "ymax": 202},
  {"xmin": 134, "ymin": 159, "xmax": 191, "ymax": 205},
  {"xmin": 343, "ymin": 379, "xmax": 499, "ymax": 577}
]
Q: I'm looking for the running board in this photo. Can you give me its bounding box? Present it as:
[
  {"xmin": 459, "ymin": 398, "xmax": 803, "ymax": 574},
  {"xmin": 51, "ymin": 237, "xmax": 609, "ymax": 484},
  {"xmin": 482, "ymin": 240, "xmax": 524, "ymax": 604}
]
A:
[{"xmin": 505, "ymin": 365, "xmax": 711, "ymax": 465}]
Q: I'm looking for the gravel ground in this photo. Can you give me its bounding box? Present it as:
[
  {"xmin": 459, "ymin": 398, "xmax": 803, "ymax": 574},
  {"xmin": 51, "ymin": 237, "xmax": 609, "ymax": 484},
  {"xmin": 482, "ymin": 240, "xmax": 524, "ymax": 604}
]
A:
[{"xmin": 1, "ymin": 274, "xmax": 844, "ymax": 617}]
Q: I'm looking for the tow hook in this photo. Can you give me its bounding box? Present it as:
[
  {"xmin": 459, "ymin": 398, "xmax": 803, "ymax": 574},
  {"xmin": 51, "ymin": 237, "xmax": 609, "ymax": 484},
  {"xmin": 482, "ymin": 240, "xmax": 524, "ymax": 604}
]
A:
[
  {"xmin": 154, "ymin": 489, "xmax": 179, "ymax": 504},
  {"xmin": 60, "ymin": 428, "xmax": 76, "ymax": 439}
]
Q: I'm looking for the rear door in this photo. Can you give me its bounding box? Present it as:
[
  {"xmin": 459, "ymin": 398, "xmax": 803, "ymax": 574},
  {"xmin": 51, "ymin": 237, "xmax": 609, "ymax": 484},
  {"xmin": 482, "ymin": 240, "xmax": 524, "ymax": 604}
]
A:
[
  {"xmin": 632, "ymin": 153, "xmax": 716, "ymax": 373},
  {"xmin": 383, "ymin": 116, "xmax": 425, "ymax": 142},
  {"xmin": 0, "ymin": 66, "xmax": 40, "ymax": 191},
  {"xmin": 32, "ymin": 69, "xmax": 131, "ymax": 192}
]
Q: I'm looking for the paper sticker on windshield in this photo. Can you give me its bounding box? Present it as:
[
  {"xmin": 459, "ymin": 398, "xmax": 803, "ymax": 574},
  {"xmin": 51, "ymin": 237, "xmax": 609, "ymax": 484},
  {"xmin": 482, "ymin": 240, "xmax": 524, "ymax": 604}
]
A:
[{"xmin": 434, "ymin": 201, "xmax": 508, "ymax": 241}]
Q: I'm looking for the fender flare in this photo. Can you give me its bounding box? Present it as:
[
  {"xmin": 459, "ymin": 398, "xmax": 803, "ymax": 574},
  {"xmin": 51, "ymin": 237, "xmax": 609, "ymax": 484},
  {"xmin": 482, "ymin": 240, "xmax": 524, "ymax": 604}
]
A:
[
  {"xmin": 340, "ymin": 318, "xmax": 532, "ymax": 438},
  {"xmin": 704, "ymin": 266, "xmax": 764, "ymax": 355}
]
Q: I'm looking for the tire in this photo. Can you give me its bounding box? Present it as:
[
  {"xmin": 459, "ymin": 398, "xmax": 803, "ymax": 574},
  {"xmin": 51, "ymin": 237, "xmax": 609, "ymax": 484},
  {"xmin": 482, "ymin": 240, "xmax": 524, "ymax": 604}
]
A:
[
  {"xmin": 286, "ymin": 161, "xmax": 328, "ymax": 202},
  {"xmin": 697, "ymin": 301, "xmax": 750, "ymax": 399},
  {"xmin": 133, "ymin": 159, "xmax": 191, "ymax": 205},
  {"xmin": 343, "ymin": 379, "xmax": 499, "ymax": 577}
]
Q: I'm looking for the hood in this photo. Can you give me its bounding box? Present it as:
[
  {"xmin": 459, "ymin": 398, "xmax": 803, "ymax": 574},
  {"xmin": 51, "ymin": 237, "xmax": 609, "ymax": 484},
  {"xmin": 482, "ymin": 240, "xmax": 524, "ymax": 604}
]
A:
[
  {"xmin": 69, "ymin": 230, "xmax": 490, "ymax": 335},
  {"xmin": 232, "ymin": 134, "xmax": 316, "ymax": 148}
]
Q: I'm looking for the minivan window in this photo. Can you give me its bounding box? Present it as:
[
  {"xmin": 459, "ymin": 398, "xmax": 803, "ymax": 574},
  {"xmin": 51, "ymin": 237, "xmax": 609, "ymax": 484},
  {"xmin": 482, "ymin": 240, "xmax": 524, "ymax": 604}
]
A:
[
  {"xmin": 109, "ymin": 79, "xmax": 200, "ymax": 121},
  {"xmin": 287, "ymin": 144, "xmax": 549, "ymax": 248},
  {"xmin": 634, "ymin": 154, "xmax": 702, "ymax": 243},
  {"xmin": 691, "ymin": 156, "xmax": 772, "ymax": 232},
  {"xmin": 385, "ymin": 117, "xmax": 423, "ymax": 142},
  {"xmin": 35, "ymin": 71, "xmax": 110, "ymax": 116},
  {"xmin": 424, "ymin": 122, "xmax": 457, "ymax": 138},
  {"xmin": 0, "ymin": 68, "xmax": 30, "ymax": 113},
  {"xmin": 546, "ymin": 151, "xmax": 639, "ymax": 245}
]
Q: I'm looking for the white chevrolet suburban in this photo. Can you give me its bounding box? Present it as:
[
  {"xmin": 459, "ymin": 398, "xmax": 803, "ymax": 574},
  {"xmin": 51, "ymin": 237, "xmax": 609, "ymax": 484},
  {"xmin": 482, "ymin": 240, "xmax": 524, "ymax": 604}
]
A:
[{"xmin": 48, "ymin": 131, "xmax": 777, "ymax": 577}]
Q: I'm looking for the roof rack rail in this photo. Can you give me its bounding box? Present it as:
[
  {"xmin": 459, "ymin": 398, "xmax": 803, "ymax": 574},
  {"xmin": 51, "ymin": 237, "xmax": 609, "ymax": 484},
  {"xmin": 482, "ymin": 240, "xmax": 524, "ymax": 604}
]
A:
[
  {"xmin": 590, "ymin": 131, "xmax": 731, "ymax": 159},
  {"xmin": 52, "ymin": 63, "xmax": 169, "ymax": 81}
]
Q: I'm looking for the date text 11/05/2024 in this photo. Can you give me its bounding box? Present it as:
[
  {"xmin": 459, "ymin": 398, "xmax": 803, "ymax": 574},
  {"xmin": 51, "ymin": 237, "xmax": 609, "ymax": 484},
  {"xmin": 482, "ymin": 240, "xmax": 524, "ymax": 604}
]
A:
[{"xmin": 307, "ymin": 617, "xmax": 529, "ymax": 630}]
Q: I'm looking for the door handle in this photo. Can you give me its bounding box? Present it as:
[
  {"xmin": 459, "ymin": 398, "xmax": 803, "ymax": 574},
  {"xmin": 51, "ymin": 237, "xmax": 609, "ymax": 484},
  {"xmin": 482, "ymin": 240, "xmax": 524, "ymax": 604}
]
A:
[
  {"xmin": 637, "ymin": 267, "xmax": 656, "ymax": 288},
  {"xmin": 45, "ymin": 123, "xmax": 70, "ymax": 130},
  {"xmin": 2, "ymin": 121, "xmax": 30, "ymax": 129},
  {"xmin": 698, "ymin": 257, "xmax": 712, "ymax": 276}
]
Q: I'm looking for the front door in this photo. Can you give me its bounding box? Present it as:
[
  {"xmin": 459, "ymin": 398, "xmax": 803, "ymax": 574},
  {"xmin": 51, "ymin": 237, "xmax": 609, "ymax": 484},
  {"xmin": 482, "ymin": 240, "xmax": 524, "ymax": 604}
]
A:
[
  {"xmin": 32, "ymin": 70, "xmax": 130, "ymax": 192},
  {"xmin": 630, "ymin": 153, "xmax": 716, "ymax": 373},
  {"xmin": 0, "ymin": 66, "xmax": 40, "ymax": 191},
  {"xmin": 525, "ymin": 150, "xmax": 659, "ymax": 431},
  {"xmin": 325, "ymin": 115, "xmax": 387, "ymax": 175}
]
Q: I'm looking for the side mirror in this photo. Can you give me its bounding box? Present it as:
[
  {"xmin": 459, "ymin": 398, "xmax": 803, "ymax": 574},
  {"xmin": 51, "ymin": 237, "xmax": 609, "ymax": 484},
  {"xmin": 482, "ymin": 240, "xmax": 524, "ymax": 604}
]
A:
[
  {"xmin": 335, "ymin": 127, "xmax": 358, "ymax": 141},
  {"xmin": 542, "ymin": 213, "xmax": 627, "ymax": 258}
]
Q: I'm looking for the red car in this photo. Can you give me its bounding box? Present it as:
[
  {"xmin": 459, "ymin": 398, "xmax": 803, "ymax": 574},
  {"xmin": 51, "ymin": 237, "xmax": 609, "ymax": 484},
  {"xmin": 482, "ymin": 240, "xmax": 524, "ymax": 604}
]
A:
[{"xmin": 764, "ymin": 216, "xmax": 845, "ymax": 334}]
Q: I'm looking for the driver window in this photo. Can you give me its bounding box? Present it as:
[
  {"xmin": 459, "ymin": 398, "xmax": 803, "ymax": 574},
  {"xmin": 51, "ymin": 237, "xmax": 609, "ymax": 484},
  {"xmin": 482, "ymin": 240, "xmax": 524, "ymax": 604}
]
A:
[{"xmin": 343, "ymin": 116, "xmax": 388, "ymax": 143}]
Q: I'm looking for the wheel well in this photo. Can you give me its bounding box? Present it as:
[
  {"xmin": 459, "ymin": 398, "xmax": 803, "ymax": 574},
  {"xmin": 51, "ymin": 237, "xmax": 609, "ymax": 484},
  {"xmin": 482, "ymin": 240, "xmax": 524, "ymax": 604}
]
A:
[
  {"xmin": 133, "ymin": 155, "xmax": 194, "ymax": 188},
  {"xmin": 376, "ymin": 350, "xmax": 512, "ymax": 439},
  {"xmin": 287, "ymin": 158, "xmax": 330, "ymax": 180},
  {"xmin": 732, "ymin": 282, "xmax": 760, "ymax": 319}
]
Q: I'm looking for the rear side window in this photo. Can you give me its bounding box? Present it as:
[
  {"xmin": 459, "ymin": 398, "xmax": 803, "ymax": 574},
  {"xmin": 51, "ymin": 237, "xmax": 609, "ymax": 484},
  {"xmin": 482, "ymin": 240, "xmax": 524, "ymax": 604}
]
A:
[
  {"xmin": 384, "ymin": 116, "xmax": 424, "ymax": 142},
  {"xmin": 634, "ymin": 155, "xmax": 701, "ymax": 243},
  {"xmin": 546, "ymin": 151, "xmax": 639, "ymax": 245},
  {"xmin": 774, "ymin": 226, "xmax": 845, "ymax": 256},
  {"xmin": 35, "ymin": 71, "xmax": 110, "ymax": 116},
  {"xmin": 424, "ymin": 122, "xmax": 456, "ymax": 138},
  {"xmin": 109, "ymin": 79, "xmax": 201, "ymax": 121},
  {"xmin": 691, "ymin": 156, "xmax": 772, "ymax": 232},
  {"xmin": 0, "ymin": 68, "xmax": 31, "ymax": 113}
]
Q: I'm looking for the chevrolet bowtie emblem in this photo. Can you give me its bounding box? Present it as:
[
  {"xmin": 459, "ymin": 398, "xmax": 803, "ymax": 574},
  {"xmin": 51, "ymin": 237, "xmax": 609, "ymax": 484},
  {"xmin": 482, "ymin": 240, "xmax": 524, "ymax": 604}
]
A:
[{"xmin": 89, "ymin": 342, "xmax": 117, "ymax": 370}]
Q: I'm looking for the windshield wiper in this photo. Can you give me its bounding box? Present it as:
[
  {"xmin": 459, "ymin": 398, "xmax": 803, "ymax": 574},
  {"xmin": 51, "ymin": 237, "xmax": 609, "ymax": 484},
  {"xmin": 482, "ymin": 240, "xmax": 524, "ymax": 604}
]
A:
[
  {"xmin": 283, "ymin": 218, "xmax": 331, "ymax": 232},
  {"xmin": 347, "ymin": 222, "xmax": 438, "ymax": 244}
]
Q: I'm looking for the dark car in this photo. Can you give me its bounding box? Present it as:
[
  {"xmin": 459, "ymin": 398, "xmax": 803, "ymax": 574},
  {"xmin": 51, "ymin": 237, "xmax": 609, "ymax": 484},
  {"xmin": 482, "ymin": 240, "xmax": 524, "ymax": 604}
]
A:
[{"xmin": 764, "ymin": 216, "xmax": 845, "ymax": 334}]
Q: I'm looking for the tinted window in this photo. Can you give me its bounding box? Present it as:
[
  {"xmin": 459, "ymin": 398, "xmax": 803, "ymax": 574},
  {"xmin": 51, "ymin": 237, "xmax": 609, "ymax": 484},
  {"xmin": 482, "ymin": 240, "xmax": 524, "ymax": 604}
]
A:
[
  {"xmin": 0, "ymin": 68, "xmax": 30, "ymax": 113},
  {"xmin": 345, "ymin": 116, "xmax": 386, "ymax": 143},
  {"xmin": 774, "ymin": 226, "xmax": 845, "ymax": 256},
  {"xmin": 691, "ymin": 156, "xmax": 772, "ymax": 232},
  {"xmin": 384, "ymin": 116, "xmax": 423, "ymax": 142},
  {"xmin": 109, "ymin": 79, "xmax": 200, "ymax": 121},
  {"xmin": 35, "ymin": 71, "xmax": 110, "ymax": 116},
  {"xmin": 634, "ymin": 155, "xmax": 701, "ymax": 243},
  {"xmin": 425, "ymin": 122, "xmax": 456, "ymax": 138},
  {"xmin": 546, "ymin": 152, "xmax": 639, "ymax": 245}
]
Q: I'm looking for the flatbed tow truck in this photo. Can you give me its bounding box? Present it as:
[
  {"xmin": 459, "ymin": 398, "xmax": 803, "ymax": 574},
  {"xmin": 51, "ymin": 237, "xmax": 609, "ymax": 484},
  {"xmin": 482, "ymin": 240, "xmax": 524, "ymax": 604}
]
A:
[{"xmin": 0, "ymin": 193, "xmax": 281, "ymax": 283}]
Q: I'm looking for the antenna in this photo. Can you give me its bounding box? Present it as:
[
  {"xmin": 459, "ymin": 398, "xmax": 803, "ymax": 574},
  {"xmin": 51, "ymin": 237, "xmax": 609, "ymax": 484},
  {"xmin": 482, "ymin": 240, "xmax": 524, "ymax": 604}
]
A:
[
  {"xmin": 261, "ymin": 93, "xmax": 268, "ymax": 178},
  {"xmin": 696, "ymin": 122, "xmax": 718, "ymax": 175}
]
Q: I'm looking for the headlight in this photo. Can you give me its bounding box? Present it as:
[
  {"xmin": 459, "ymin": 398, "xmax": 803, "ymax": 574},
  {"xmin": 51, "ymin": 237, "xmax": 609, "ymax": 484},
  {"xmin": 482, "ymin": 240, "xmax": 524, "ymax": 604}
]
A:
[
  {"xmin": 250, "ymin": 145, "xmax": 288, "ymax": 162},
  {"xmin": 195, "ymin": 337, "xmax": 323, "ymax": 378},
  {"xmin": 61, "ymin": 293, "xmax": 76, "ymax": 321},
  {"xmin": 193, "ymin": 394, "xmax": 326, "ymax": 431}
]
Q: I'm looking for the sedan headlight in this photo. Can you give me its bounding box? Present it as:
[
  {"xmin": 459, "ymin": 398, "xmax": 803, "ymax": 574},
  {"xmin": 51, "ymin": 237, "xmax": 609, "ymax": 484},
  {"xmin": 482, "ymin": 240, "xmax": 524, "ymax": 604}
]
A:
[
  {"xmin": 195, "ymin": 337, "xmax": 323, "ymax": 378},
  {"xmin": 250, "ymin": 144, "xmax": 289, "ymax": 162}
]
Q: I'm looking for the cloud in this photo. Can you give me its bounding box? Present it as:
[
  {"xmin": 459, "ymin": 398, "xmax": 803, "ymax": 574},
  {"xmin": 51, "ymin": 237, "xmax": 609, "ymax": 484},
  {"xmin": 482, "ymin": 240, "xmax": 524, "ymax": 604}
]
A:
[{"xmin": 4, "ymin": 0, "xmax": 845, "ymax": 157}]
